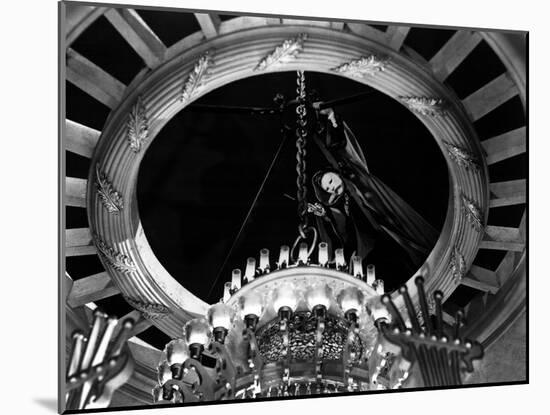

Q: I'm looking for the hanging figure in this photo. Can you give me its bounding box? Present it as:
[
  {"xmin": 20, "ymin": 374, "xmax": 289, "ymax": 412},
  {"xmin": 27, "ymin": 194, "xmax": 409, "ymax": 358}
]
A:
[
  {"xmin": 311, "ymin": 169, "xmax": 376, "ymax": 261},
  {"xmin": 310, "ymin": 108, "xmax": 439, "ymax": 271}
]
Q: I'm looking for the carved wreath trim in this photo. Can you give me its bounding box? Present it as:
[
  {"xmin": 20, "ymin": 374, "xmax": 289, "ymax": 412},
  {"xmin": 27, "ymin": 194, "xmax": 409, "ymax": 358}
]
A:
[
  {"xmin": 449, "ymin": 246, "xmax": 467, "ymax": 284},
  {"xmin": 95, "ymin": 164, "xmax": 123, "ymax": 214},
  {"xmin": 443, "ymin": 142, "xmax": 480, "ymax": 171},
  {"xmin": 400, "ymin": 96, "xmax": 447, "ymax": 117},
  {"xmin": 123, "ymin": 296, "xmax": 171, "ymax": 320},
  {"xmin": 461, "ymin": 194, "xmax": 484, "ymax": 232},
  {"xmin": 332, "ymin": 55, "xmax": 388, "ymax": 78},
  {"xmin": 254, "ymin": 33, "xmax": 308, "ymax": 71},
  {"xmin": 181, "ymin": 52, "xmax": 212, "ymax": 103},
  {"xmin": 94, "ymin": 234, "xmax": 137, "ymax": 276},
  {"xmin": 127, "ymin": 95, "xmax": 148, "ymax": 153}
]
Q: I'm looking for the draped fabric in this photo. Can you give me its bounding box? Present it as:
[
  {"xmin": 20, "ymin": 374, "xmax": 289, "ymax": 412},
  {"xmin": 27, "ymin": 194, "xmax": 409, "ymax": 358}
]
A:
[{"xmin": 313, "ymin": 112, "xmax": 439, "ymax": 267}]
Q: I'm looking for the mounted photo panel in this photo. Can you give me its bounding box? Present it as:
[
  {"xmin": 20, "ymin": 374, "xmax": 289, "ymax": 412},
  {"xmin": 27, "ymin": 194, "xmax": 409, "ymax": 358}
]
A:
[{"xmin": 59, "ymin": 1, "xmax": 527, "ymax": 412}]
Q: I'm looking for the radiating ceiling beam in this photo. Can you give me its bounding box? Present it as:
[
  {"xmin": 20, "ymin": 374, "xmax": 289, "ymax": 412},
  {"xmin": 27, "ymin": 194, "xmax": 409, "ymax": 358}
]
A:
[
  {"xmin": 462, "ymin": 265, "xmax": 499, "ymax": 294},
  {"xmin": 330, "ymin": 21, "xmax": 345, "ymax": 30},
  {"xmin": 481, "ymin": 127, "xmax": 526, "ymax": 165},
  {"xmin": 489, "ymin": 179, "xmax": 526, "ymax": 207},
  {"xmin": 104, "ymin": 8, "xmax": 166, "ymax": 69},
  {"xmin": 442, "ymin": 311, "xmax": 455, "ymax": 326},
  {"xmin": 495, "ymin": 250, "xmax": 518, "ymax": 285},
  {"xmin": 219, "ymin": 17, "xmax": 271, "ymax": 35},
  {"xmin": 66, "ymin": 177, "xmax": 87, "ymax": 208},
  {"xmin": 430, "ymin": 30, "xmax": 482, "ymax": 81},
  {"xmin": 65, "ymin": 120, "xmax": 100, "ymax": 158},
  {"xmin": 67, "ymin": 272, "xmax": 120, "ymax": 308},
  {"xmin": 464, "ymin": 292, "xmax": 488, "ymax": 322},
  {"xmin": 194, "ymin": 13, "xmax": 221, "ymax": 39},
  {"xmin": 346, "ymin": 23, "xmax": 387, "ymax": 44},
  {"xmin": 479, "ymin": 225, "xmax": 524, "ymax": 251},
  {"xmin": 386, "ymin": 26, "xmax": 410, "ymax": 51},
  {"xmin": 462, "ymin": 72, "xmax": 518, "ymax": 121},
  {"xmin": 481, "ymin": 31, "xmax": 527, "ymax": 111},
  {"xmin": 118, "ymin": 310, "xmax": 153, "ymax": 339},
  {"xmin": 66, "ymin": 48, "xmax": 126, "ymax": 109},
  {"xmin": 66, "ymin": 228, "xmax": 96, "ymax": 256},
  {"xmin": 519, "ymin": 210, "xmax": 526, "ymax": 241},
  {"xmin": 65, "ymin": 4, "xmax": 107, "ymax": 46}
]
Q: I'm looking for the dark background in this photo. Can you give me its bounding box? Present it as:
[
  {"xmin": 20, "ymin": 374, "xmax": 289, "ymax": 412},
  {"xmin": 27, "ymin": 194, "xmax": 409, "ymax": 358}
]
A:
[{"xmin": 136, "ymin": 71, "xmax": 449, "ymax": 302}]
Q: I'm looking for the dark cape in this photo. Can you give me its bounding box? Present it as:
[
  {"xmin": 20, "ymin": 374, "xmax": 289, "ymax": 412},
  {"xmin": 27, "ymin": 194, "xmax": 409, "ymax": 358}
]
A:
[
  {"xmin": 311, "ymin": 170, "xmax": 376, "ymax": 261},
  {"xmin": 312, "ymin": 111, "xmax": 439, "ymax": 269}
]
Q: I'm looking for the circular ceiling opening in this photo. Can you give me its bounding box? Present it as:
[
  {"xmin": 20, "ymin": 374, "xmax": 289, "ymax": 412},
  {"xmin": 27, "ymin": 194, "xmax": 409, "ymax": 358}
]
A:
[{"xmin": 137, "ymin": 71, "xmax": 449, "ymax": 303}]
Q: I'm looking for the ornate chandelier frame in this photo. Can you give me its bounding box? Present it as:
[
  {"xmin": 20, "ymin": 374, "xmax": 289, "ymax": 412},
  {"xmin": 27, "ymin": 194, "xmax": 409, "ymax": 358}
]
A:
[{"xmin": 86, "ymin": 25, "xmax": 489, "ymax": 341}]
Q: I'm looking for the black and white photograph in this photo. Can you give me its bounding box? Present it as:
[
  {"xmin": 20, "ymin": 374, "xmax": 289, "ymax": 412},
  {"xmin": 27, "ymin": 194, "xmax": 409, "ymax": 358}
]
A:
[{"xmin": 58, "ymin": 0, "xmax": 528, "ymax": 412}]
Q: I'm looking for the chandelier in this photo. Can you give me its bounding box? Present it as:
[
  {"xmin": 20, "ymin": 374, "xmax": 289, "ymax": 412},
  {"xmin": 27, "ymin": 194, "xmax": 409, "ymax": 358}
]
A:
[{"xmin": 151, "ymin": 71, "xmax": 484, "ymax": 404}]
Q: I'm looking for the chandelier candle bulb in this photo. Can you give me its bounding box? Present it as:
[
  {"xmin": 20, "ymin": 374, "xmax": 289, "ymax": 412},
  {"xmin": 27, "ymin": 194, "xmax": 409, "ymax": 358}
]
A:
[
  {"xmin": 273, "ymin": 283, "xmax": 299, "ymax": 325},
  {"xmin": 335, "ymin": 248, "xmax": 346, "ymax": 270},
  {"xmin": 366, "ymin": 264, "xmax": 376, "ymax": 285},
  {"xmin": 245, "ymin": 257, "xmax": 256, "ymax": 282},
  {"xmin": 259, "ymin": 249, "xmax": 270, "ymax": 273},
  {"xmin": 278, "ymin": 245, "xmax": 290, "ymax": 268},
  {"xmin": 305, "ymin": 284, "xmax": 333, "ymax": 313},
  {"xmin": 375, "ymin": 279, "xmax": 385, "ymax": 295},
  {"xmin": 239, "ymin": 292, "xmax": 264, "ymax": 324},
  {"xmin": 157, "ymin": 361, "xmax": 172, "ymax": 385},
  {"xmin": 337, "ymin": 286, "xmax": 364, "ymax": 327},
  {"xmin": 165, "ymin": 338, "xmax": 190, "ymax": 366},
  {"xmin": 223, "ymin": 282, "xmax": 232, "ymax": 303},
  {"xmin": 369, "ymin": 302, "xmax": 391, "ymax": 325},
  {"xmin": 207, "ymin": 303, "xmax": 235, "ymax": 343},
  {"xmin": 231, "ymin": 269, "xmax": 242, "ymax": 291},
  {"xmin": 183, "ymin": 318, "xmax": 212, "ymax": 359},
  {"xmin": 298, "ymin": 242, "xmax": 308, "ymax": 264},
  {"xmin": 318, "ymin": 242, "xmax": 329, "ymax": 266},
  {"xmin": 351, "ymin": 256, "xmax": 363, "ymax": 278}
]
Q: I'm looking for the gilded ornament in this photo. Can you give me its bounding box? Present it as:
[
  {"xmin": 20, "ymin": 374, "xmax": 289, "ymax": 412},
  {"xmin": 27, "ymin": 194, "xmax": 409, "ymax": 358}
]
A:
[
  {"xmin": 123, "ymin": 296, "xmax": 171, "ymax": 320},
  {"xmin": 94, "ymin": 234, "xmax": 136, "ymax": 276},
  {"xmin": 449, "ymin": 246, "xmax": 467, "ymax": 283},
  {"xmin": 254, "ymin": 33, "xmax": 308, "ymax": 71},
  {"xmin": 181, "ymin": 52, "xmax": 212, "ymax": 103},
  {"xmin": 332, "ymin": 55, "xmax": 388, "ymax": 78},
  {"xmin": 127, "ymin": 96, "xmax": 148, "ymax": 153},
  {"xmin": 443, "ymin": 142, "xmax": 480, "ymax": 170},
  {"xmin": 461, "ymin": 194, "xmax": 484, "ymax": 232},
  {"xmin": 95, "ymin": 164, "xmax": 123, "ymax": 214},
  {"xmin": 400, "ymin": 96, "xmax": 447, "ymax": 116}
]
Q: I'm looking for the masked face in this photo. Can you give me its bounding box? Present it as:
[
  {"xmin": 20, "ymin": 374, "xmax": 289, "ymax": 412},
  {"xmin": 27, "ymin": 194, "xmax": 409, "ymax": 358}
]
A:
[{"xmin": 320, "ymin": 172, "xmax": 344, "ymax": 204}]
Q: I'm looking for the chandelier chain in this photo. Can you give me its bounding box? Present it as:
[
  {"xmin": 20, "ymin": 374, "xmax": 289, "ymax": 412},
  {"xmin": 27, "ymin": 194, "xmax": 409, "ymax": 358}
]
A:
[{"xmin": 295, "ymin": 70, "xmax": 308, "ymax": 235}]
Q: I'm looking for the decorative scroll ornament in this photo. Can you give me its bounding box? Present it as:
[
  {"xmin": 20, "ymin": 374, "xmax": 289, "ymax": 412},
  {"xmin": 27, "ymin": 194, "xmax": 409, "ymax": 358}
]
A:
[
  {"xmin": 123, "ymin": 296, "xmax": 171, "ymax": 320},
  {"xmin": 332, "ymin": 55, "xmax": 388, "ymax": 78},
  {"xmin": 450, "ymin": 246, "xmax": 467, "ymax": 284},
  {"xmin": 181, "ymin": 52, "xmax": 212, "ymax": 103},
  {"xmin": 254, "ymin": 33, "xmax": 308, "ymax": 71},
  {"xmin": 400, "ymin": 96, "xmax": 447, "ymax": 117},
  {"xmin": 461, "ymin": 194, "xmax": 484, "ymax": 232},
  {"xmin": 443, "ymin": 142, "xmax": 480, "ymax": 171},
  {"xmin": 415, "ymin": 295, "xmax": 436, "ymax": 326},
  {"xmin": 95, "ymin": 164, "xmax": 123, "ymax": 214},
  {"xmin": 127, "ymin": 96, "xmax": 148, "ymax": 153},
  {"xmin": 94, "ymin": 234, "xmax": 137, "ymax": 276}
]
